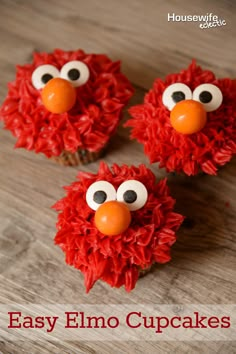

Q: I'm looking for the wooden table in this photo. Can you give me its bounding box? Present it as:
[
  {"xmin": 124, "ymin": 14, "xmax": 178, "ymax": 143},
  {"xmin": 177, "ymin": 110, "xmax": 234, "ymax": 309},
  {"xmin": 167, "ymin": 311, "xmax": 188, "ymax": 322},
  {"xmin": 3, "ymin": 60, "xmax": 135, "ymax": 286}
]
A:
[{"xmin": 0, "ymin": 0, "xmax": 235, "ymax": 352}]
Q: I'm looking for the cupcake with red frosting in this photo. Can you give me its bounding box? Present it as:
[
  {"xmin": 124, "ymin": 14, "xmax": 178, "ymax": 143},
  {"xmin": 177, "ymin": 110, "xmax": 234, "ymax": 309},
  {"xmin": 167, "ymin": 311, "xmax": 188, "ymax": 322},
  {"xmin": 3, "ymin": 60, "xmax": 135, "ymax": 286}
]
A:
[
  {"xmin": 0, "ymin": 49, "xmax": 134, "ymax": 165},
  {"xmin": 126, "ymin": 61, "xmax": 236, "ymax": 175},
  {"xmin": 53, "ymin": 162, "xmax": 184, "ymax": 292}
]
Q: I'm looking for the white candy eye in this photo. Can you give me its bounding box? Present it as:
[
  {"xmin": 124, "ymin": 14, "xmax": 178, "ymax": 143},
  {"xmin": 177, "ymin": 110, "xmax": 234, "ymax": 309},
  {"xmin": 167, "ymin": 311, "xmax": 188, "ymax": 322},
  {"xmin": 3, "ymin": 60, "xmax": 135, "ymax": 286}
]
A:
[
  {"xmin": 60, "ymin": 60, "xmax": 90, "ymax": 87},
  {"xmin": 31, "ymin": 64, "xmax": 60, "ymax": 89},
  {"xmin": 86, "ymin": 181, "xmax": 116, "ymax": 211},
  {"xmin": 117, "ymin": 180, "xmax": 148, "ymax": 211},
  {"xmin": 193, "ymin": 84, "xmax": 223, "ymax": 112},
  {"xmin": 162, "ymin": 83, "xmax": 192, "ymax": 111}
]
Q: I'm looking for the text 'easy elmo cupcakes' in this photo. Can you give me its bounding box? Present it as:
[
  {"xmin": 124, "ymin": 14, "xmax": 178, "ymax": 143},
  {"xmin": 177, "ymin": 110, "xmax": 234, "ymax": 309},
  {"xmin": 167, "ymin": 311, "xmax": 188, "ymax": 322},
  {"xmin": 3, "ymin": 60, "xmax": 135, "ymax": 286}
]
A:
[
  {"xmin": 52, "ymin": 162, "xmax": 184, "ymax": 292},
  {"xmin": 126, "ymin": 60, "xmax": 236, "ymax": 175},
  {"xmin": 0, "ymin": 49, "xmax": 134, "ymax": 165}
]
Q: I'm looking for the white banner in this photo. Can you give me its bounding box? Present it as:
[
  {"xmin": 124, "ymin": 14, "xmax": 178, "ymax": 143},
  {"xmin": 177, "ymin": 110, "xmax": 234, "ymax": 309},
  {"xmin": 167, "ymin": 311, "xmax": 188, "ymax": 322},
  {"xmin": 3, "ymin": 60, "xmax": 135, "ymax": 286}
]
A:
[{"xmin": 0, "ymin": 304, "xmax": 235, "ymax": 341}]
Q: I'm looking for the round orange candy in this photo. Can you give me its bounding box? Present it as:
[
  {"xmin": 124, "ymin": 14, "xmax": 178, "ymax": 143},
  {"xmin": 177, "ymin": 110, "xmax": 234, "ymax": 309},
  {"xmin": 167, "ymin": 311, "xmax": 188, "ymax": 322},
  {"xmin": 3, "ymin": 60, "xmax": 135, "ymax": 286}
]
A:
[
  {"xmin": 41, "ymin": 77, "xmax": 76, "ymax": 114},
  {"xmin": 95, "ymin": 201, "xmax": 131, "ymax": 236},
  {"xmin": 170, "ymin": 99, "xmax": 207, "ymax": 135}
]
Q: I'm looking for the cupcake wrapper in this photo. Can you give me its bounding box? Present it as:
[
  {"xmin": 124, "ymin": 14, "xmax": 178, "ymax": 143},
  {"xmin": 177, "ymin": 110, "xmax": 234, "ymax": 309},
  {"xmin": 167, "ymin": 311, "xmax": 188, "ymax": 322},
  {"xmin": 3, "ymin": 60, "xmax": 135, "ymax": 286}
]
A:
[
  {"xmin": 139, "ymin": 265, "xmax": 152, "ymax": 278},
  {"xmin": 171, "ymin": 171, "xmax": 205, "ymax": 177},
  {"xmin": 51, "ymin": 148, "xmax": 105, "ymax": 166}
]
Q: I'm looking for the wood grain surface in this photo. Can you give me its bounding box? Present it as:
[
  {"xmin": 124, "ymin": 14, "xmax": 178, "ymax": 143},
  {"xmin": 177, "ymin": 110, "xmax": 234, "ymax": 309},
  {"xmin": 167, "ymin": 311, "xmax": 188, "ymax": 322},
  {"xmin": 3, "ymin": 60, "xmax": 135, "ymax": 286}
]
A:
[{"xmin": 0, "ymin": 0, "xmax": 236, "ymax": 353}]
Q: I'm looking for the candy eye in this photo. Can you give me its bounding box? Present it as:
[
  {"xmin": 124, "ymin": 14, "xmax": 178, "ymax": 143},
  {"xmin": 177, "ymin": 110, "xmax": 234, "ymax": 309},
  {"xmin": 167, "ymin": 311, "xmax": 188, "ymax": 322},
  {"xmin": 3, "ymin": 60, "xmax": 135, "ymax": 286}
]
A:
[
  {"xmin": 86, "ymin": 181, "xmax": 116, "ymax": 211},
  {"xmin": 193, "ymin": 84, "xmax": 223, "ymax": 112},
  {"xmin": 117, "ymin": 180, "xmax": 148, "ymax": 211},
  {"xmin": 60, "ymin": 60, "xmax": 90, "ymax": 87},
  {"xmin": 162, "ymin": 83, "xmax": 192, "ymax": 111},
  {"xmin": 31, "ymin": 65, "xmax": 60, "ymax": 89}
]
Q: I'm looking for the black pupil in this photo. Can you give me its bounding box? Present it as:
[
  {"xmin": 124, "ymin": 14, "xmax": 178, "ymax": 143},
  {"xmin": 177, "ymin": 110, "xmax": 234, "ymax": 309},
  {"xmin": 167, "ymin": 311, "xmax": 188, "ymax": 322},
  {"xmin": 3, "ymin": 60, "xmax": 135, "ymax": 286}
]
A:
[
  {"xmin": 172, "ymin": 91, "xmax": 185, "ymax": 103},
  {"xmin": 123, "ymin": 190, "xmax": 137, "ymax": 204},
  {"xmin": 93, "ymin": 191, "xmax": 107, "ymax": 204},
  {"xmin": 199, "ymin": 91, "xmax": 212, "ymax": 104},
  {"xmin": 68, "ymin": 68, "xmax": 80, "ymax": 81},
  {"xmin": 41, "ymin": 73, "xmax": 53, "ymax": 84}
]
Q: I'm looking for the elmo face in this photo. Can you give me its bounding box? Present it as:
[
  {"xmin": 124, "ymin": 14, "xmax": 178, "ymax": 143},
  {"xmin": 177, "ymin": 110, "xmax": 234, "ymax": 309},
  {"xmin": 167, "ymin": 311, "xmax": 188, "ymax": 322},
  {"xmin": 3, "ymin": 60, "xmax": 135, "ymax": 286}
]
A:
[
  {"xmin": 0, "ymin": 49, "xmax": 133, "ymax": 157},
  {"xmin": 53, "ymin": 162, "xmax": 183, "ymax": 292},
  {"xmin": 126, "ymin": 61, "xmax": 236, "ymax": 175}
]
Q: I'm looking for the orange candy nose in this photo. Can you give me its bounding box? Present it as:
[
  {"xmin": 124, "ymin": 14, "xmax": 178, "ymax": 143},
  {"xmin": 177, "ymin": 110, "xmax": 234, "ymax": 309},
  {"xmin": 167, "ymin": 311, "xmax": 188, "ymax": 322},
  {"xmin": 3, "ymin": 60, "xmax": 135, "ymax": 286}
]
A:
[
  {"xmin": 41, "ymin": 78, "xmax": 76, "ymax": 114},
  {"xmin": 95, "ymin": 201, "xmax": 131, "ymax": 236},
  {"xmin": 170, "ymin": 99, "xmax": 207, "ymax": 135}
]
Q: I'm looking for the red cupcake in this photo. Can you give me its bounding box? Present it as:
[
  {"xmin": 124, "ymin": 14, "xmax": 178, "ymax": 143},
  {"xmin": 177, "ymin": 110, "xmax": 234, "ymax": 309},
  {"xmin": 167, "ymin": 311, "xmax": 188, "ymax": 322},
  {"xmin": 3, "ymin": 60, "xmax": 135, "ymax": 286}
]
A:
[
  {"xmin": 126, "ymin": 60, "xmax": 236, "ymax": 175},
  {"xmin": 53, "ymin": 162, "xmax": 184, "ymax": 292},
  {"xmin": 0, "ymin": 49, "xmax": 134, "ymax": 165}
]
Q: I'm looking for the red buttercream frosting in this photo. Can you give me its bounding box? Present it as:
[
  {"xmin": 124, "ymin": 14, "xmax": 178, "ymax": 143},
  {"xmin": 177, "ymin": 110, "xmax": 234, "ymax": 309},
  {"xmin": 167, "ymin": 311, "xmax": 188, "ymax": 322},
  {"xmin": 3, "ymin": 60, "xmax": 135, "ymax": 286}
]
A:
[
  {"xmin": 126, "ymin": 60, "xmax": 236, "ymax": 175},
  {"xmin": 52, "ymin": 162, "xmax": 184, "ymax": 292},
  {"xmin": 0, "ymin": 49, "xmax": 134, "ymax": 157}
]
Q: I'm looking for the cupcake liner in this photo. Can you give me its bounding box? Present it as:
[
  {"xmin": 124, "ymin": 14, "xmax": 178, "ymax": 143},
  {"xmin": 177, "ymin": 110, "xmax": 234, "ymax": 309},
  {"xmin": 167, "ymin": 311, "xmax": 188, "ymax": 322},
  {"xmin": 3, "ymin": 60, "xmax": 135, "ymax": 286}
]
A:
[
  {"xmin": 170, "ymin": 171, "xmax": 205, "ymax": 177},
  {"xmin": 51, "ymin": 147, "xmax": 105, "ymax": 166},
  {"xmin": 139, "ymin": 266, "xmax": 153, "ymax": 277}
]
